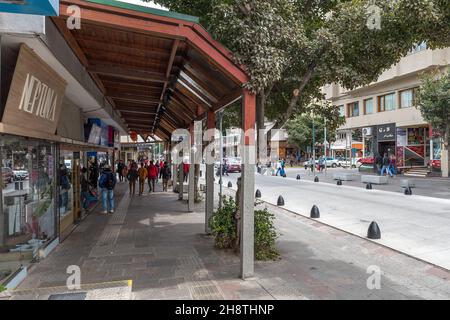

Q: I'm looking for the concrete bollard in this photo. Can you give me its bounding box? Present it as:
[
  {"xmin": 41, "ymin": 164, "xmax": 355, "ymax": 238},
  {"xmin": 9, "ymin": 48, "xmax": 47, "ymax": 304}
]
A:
[
  {"xmin": 367, "ymin": 221, "xmax": 381, "ymax": 239},
  {"xmin": 314, "ymin": 176, "xmax": 319, "ymax": 183},
  {"xmin": 366, "ymin": 183, "xmax": 373, "ymax": 190},
  {"xmin": 404, "ymin": 187, "xmax": 412, "ymax": 195},
  {"xmin": 255, "ymin": 189, "xmax": 262, "ymax": 198},
  {"xmin": 337, "ymin": 179, "xmax": 343, "ymax": 186},
  {"xmin": 297, "ymin": 174, "xmax": 301, "ymax": 180},
  {"xmin": 277, "ymin": 196, "xmax": 285, "ymax": 206},
  {"xmin": 228, "ymin": 181, "xmax": 232, "ymax": 188},
  {"xmin": 310, "ymin": 205, "xmax": 320, "ymax": 219}
]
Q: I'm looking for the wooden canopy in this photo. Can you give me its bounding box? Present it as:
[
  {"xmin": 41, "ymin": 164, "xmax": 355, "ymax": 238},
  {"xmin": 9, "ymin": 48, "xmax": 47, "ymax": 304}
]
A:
[{"xmin": 54, "ymin": 0, "xmax": 249, "ymax": 141}]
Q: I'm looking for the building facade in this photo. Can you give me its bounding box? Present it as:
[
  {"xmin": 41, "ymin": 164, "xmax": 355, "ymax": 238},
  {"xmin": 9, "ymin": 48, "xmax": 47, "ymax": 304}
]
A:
[
  {"xmin": 0, "ymin": 12, "xmax": 126, "ymax": 287},
  {"xmin": 325, "ymin": 45, "xmax": 450, "ymax": 176}
]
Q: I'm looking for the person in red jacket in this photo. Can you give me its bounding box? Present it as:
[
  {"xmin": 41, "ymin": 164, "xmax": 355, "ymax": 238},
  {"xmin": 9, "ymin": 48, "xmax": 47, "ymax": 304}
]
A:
[
  {"xmin": 183, "ymin": 161, "xmax": 190, "ymax": 183},
  {"xmin": 147, "ymin": 160, "xmax": 158, "ymax": 193}
]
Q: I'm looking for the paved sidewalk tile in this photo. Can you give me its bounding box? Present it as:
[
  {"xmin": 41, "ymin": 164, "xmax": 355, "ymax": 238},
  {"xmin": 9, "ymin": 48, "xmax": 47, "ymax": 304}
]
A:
[{"xmin": 9, "ymin": 179, "xmax": 450, "ymax": 300}]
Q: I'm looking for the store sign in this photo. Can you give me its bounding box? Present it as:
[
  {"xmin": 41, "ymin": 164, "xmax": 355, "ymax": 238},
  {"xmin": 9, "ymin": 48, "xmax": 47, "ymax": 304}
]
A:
[
  {"xmin": 3, "ymin": 44, "xmax": 67, "ymax": 135},
  {"xmin": 377, "ymin": 123, "xmax": 396, "ymax": 142},
  {"xmin": 0, "ymin": 0, "xmax": 59, "ymax": 16}
]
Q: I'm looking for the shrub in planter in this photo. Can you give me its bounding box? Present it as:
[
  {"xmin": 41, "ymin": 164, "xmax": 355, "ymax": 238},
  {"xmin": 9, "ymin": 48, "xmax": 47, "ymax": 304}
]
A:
[
  {"xmin": 209, "ymin": 196, "xmax": 237, "ymax": 249},
  {"xmin": 254, "ymin": 208, "xmax": 279, "ymax": 260}
]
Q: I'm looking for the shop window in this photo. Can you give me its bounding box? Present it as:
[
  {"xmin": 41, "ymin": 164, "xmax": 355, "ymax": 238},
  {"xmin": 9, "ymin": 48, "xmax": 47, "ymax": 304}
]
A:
[
  {"xmin": 400, "ymin": 88, "xmax": 418, "ymax": 108},
  {"xmin": 364, "ymin": 98, "xmax": 374, "ymax": 114},
  {"xmin": 338, "ymin": 105, "xmax": 345, "ymax": 117},
  {"xmin": 59, "ymin": 151, "xmax": 73, "ymax": 220},
  {"xmin": 0, "ymin": 136, "xmax": 57, "ymax": 272},
  {"xmin": 347, "ymin": 102, "xmax": 359, "ymax": 117},
  {"xmin": 378, "ymin": 93, "xmax": 396, "ymax": 112}
]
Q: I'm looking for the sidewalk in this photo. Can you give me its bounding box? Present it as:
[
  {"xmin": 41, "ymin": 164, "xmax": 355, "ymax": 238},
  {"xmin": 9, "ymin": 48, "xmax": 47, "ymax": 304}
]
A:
[
  {"xmin": 284, "ymin": 167, "xmax": 450, "ymax": 199},
  {"xmin": 7, "ymin": 180, "xmax": 450, "ymax": 300}
]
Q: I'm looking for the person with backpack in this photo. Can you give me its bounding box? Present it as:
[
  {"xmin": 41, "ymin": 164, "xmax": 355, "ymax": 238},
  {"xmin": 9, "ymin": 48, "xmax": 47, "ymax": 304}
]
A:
[
  {"xmin": 147, "ymin": 160, "xmax": 158, "ymax": 193},
  {"xmin": 380, "ymin": 153, "xmax": 392, "ymax": 177},
  {"xmin": 160, "ymin": 161, "xmax": 172, "ymax": 192},
  {"xmin": 80, "ymin": 167, "xmax": 89, "ymax": 213},
  {"xmin": 137, "ymin": 162, "xmax": 148, "ymax": 196},
  {"xmin": 127, "ymin": 162, "xmax": 138, "ymax": 196},
  {"xmin": 98, "ymin": 165, "xmax": 117, "ymax": 214}
]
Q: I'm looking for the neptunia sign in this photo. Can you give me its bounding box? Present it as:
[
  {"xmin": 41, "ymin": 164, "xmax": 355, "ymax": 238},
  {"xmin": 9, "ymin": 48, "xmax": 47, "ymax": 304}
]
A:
[{"xmin": 19, "ymin": 74, "xmax": 58, "ymax": 122}]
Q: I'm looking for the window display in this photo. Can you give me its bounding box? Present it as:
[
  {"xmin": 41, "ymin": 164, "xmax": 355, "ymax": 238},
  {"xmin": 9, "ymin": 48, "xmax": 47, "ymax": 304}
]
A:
[
  {"xmin": 0, "ymin": 135, "xmax": 57, "ymax": 271},
  {"xmin": 59, "ymin": 151, "xmax": 73, "ymax": 219}
]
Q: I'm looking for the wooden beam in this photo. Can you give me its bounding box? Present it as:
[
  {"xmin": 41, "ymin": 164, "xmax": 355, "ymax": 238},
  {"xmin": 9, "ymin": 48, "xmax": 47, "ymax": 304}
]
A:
[
  {"xmin": 88, "ymin": 64, "xmax": 168, "ymax": 83},
  {"xmin": 213, "ymin": 89, "xmax": 243, "ymax": 111},
  {"xmin": 110, "ymin": 95, "xmax": 162, "ymax": 105}
]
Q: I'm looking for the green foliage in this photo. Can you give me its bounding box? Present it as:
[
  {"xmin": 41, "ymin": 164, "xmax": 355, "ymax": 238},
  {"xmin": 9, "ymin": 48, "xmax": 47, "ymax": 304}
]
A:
[
  {"xmin": 0, "ymin": 285, "xmax": 6, "ymax": 293},
  {"xmin": 209, "ymin": 196, "xmax": 237, "ymax": 249},
  {"xmin": 417, "ymin": 69, "xmax": 450, "ymax": 146},
  {"xmin": 209, "ymin": 196, "xmax": 279, "ymax": 260},
  {"xmin": 150, "ymin": 0, "xmax": 449, "ymax": 127},
  {"xmin": 254, "ymin": 208, "xmax": 279, "ymax": 260},
  {"xmin": 285, "ymin": 101, "xmax": 345, "ymax": 151}
]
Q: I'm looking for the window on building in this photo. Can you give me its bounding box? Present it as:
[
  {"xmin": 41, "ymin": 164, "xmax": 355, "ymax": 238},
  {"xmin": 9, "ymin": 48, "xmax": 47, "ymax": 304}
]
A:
[
  {"xmin": 408, "ymin": 42, "xmax": 427, "ymax": 55},
  {"xmin": 400, "ymin": 88, "xmax": 418, "ymax": 108},
  {"xmin": 347, "ymin": 102, "xmax": 359, "ymax": 117},
  {"xmin": 364, "ymin": 98, "xmax": 374, "ymax": 114},
  {"xmin": 378, "ymin": 93, "xmax": 396, "ymax": 112},
  {"xmin": 338, "ymin": 105, "xmax": 345, "ymax": 117}
]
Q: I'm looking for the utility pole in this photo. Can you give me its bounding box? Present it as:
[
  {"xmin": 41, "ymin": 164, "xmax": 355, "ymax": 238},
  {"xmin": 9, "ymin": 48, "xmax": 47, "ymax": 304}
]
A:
[
  {"xmin": 324, "ymin": 117, "xmax": 327, "ymax": 175},
  {"xmin": 312, "ymin": 110, "xmax": 316, "ymax": 176}
]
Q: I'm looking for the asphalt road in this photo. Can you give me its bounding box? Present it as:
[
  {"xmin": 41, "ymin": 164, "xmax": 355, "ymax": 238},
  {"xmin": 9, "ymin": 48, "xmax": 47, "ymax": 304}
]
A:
[{"xmin": 220, "ymin": 171, "xmax": 450, "ymax": 271}]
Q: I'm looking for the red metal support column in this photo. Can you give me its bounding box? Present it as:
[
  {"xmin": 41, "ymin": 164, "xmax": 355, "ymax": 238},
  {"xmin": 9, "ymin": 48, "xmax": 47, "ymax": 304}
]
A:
[
  {"xmin": 188, "ymin": 123, "xmax": 195, "ymax": 212},
  {"xmin": 205, "ymin": 109, "xmax": 216, "ymax": 233},
  {"xmin": 240, "ymin": 89, "xmax": 256, "ymax": 279}
]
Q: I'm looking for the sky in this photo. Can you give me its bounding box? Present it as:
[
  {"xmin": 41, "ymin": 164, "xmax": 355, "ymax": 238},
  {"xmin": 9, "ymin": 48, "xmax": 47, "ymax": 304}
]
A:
[{"xmin": 116, "ymin": 0, "xmax": 167, "ymax": 10}]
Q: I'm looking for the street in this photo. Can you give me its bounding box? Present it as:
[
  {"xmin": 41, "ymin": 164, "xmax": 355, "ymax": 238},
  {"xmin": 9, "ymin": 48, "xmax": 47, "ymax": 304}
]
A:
[{"xmin": 220, "ymin": 171, "xmax": 450, "ymax": 270}]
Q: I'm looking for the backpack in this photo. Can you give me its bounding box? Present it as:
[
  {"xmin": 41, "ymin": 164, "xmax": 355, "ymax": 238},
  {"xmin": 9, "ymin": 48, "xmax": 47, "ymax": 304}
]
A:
[{"xmin": 105, "ymin": 173, "xmax": 115, "ymax": 190}]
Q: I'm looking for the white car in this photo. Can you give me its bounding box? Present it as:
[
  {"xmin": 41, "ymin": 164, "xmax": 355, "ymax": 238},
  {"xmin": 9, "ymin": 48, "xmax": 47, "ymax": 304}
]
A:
[{"xmin": 337, "ymin": 157, "xmax": 362, "ymax": 168}]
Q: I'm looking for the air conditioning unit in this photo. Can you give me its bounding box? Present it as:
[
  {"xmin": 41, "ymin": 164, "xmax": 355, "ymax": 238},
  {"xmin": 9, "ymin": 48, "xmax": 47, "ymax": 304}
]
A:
[
  {"xmin": 0, "ymin": 0, "xmax": 25, "ymax": 3},
  {"xmin": 362, "ymin": 127, "xmax": 372, "ymax": 136}
]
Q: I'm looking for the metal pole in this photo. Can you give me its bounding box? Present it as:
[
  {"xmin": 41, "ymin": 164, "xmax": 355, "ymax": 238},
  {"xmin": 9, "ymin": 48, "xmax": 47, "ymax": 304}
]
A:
[
  {"xmin": 219, "ymin": 111, "xmax": 223, "ymax": 208},
  {"xmin": 324, "ymin": 118, "xmax": 327, "ymax": 175},
  {"xmin": 312, "ymin": 112, "xmax": 316, "ymax": 176}
]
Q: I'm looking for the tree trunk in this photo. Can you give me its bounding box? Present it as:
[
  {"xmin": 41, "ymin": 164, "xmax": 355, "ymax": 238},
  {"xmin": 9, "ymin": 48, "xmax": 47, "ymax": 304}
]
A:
[{"xmin": 256, "ymin": 92, "xmax": 266, "ymax": 162}]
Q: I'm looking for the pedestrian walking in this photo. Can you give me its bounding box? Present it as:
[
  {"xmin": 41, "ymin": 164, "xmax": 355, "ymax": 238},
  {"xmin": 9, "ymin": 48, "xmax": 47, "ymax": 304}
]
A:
[
  {"xmin": 160, "ymin": 161, "xmax": 172, "ymax": 191},
  {"xmin": 183, "ymin": 161, "xmax": 190, "ymax": 182},
  {"xmin": 98, "ymin": 165, "xmax": 117, "ymax": 214},
  {"xmin": 380, "ymin": 153, "xmax": 392, "ymax": 177},
  {"xmin": 137, "ymin": 162, "xmax": 148, "ymax": 196},
  {"xmin": 127, "ymin": 162, "xmax": 138, "ymax": 196},
  {"xmin": 147, "ymin": 160, "xmax": 158, "ymax": 193},
  {"xmin": 388, "ymin": 155, "xmax": 397, "ymax": 177},
  {"xmin": 117, "ymin": 160, "xmax": 124, "ymax": 182},
  {"xmin": 276, "ymin": 160, "xmax": 282, "ymax": 176},
  {"xmin": 80, "ymin": 167, "xmax": 89, "ymax": 213}
]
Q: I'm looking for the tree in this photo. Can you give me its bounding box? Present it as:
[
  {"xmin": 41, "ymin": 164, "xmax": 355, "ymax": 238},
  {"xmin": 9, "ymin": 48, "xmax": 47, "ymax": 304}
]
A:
[
  {"xmin": 417, "ymin": 69, "xmax": 450, "ymax": 177},
  {"xmin": 150, "ymin": 0, "xmax": 450, "ymax": 135},
  {"xmin": 285, "ymin": 101, "xmax": 345, "ymax": 153}
]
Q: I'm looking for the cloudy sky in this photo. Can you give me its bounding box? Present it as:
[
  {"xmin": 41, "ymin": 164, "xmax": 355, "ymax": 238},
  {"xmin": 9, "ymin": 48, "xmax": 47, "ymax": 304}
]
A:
[{"xmin": 116, "ymin": 0, "xmax": 167, "ymax": 10}]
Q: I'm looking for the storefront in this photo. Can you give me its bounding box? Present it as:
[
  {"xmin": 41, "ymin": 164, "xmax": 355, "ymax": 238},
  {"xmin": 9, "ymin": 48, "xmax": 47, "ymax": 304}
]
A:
[
  {"xmin": 396, "ymin": 126, "xmax": 430, "ymax": 169},
  {"xmin": 0, "ymin": 44, "xmax": 66, "ymax": 275}
]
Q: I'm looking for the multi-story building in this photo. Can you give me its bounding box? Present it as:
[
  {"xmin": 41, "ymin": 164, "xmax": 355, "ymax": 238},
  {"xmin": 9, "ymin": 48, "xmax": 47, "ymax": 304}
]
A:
[{"xmin": 325, "ymin": 44, "xmax": 450, "ymax": 176}]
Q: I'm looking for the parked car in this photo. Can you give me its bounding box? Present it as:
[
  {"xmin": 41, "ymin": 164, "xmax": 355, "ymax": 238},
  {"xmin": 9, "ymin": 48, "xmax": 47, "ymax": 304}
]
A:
[
  {"xmin": 2, "ymin": 167, "xmax": 13, "ymax": 184},
  {"xmin": 227, "ymin": 158, "xmax": 242, "ymax": 173},
  {"xmin": 13, "ymin": 170, "xmax": 29, "ymax": 181},
  {"xmin": 337, "ymin": 157, "xmax": 362, "ymax": 168}
]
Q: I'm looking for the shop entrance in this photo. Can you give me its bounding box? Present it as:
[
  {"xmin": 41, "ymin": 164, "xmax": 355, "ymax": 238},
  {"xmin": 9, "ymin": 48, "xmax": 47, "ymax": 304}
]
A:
[{"xmin": 379, "ymin": 142, "xmax": 396, "ymax": 157}]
